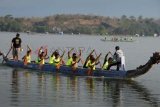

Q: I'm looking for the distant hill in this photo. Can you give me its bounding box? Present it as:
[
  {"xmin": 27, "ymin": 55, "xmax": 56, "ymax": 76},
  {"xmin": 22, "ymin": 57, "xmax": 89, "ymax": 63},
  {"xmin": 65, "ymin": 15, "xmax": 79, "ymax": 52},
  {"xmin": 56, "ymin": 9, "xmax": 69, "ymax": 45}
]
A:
[{"xmin": 0, "ymin": 14, "xmax": 160, "ymax": 36}]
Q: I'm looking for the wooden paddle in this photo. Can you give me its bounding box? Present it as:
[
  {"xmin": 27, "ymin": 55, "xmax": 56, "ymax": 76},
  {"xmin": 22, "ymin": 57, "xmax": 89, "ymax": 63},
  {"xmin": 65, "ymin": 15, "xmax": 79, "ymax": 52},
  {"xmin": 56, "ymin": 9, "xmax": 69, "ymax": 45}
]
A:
[{"xmin": 2, "ymin": 47, "xmax": 12, "ymax": 63}]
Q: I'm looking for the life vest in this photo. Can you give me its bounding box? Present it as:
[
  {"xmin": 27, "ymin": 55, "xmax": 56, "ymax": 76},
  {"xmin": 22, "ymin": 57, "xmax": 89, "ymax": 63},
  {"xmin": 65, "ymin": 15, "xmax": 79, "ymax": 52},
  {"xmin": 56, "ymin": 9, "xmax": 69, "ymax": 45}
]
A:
[
  {"xmin": 102, "ymin": 61, "xmax": 109, "ymax": 70},
  {"xmin": 41, "ymin": 59, "xmax": 45, "ymax": 64},
  {"xmin": 26, "ymin": 55, "xmax": 31, "ymax": 63},
  {"xmin": 86, "ymin": 60, "xmax": 96, "ymax": 70},
  {"xmin": 66, "ymin": 58, "xmax": 73, "ymax": 66},
  {"xmin": 23, "ymin": 55, "xmax": 31, "ymax": 65},
  {"xmin": 36, "ymin": 58, "xmax": 40, "ymax": 63},
  {"xmin": 53, "ymin": 57, "xmax": 61, "ymax": 65},
  {"xmin": 49, "ymin": 56, "xmax": 55, "ymax": 64},
  {"xmin": 36, "ymin": 57, "xmax": 44, "ymax": 64}
]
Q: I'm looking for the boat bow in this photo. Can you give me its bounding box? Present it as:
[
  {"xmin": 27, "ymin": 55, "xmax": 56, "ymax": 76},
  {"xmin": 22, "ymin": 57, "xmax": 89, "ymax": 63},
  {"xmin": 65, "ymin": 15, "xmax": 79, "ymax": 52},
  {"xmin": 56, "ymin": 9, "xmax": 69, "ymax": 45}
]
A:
[{"xmin": 126, "ymin": 52, "xmax": 160, "ymax": 78}]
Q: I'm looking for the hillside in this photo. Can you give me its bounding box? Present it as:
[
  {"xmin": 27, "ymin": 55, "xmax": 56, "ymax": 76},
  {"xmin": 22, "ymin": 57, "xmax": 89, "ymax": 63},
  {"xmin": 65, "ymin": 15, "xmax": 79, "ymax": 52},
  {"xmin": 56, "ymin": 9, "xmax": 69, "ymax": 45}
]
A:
[{"xmin": 0, "ymin": 14, "xmax": 160, "ymax": 36}]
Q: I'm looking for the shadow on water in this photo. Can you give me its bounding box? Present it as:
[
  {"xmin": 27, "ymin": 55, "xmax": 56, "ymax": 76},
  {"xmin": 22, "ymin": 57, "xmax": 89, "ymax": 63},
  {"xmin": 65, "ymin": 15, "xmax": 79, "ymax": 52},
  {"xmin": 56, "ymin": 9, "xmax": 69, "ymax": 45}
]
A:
[{"xmin": 10, "ymin": 69, "xmax": 159, "ymax": 107}]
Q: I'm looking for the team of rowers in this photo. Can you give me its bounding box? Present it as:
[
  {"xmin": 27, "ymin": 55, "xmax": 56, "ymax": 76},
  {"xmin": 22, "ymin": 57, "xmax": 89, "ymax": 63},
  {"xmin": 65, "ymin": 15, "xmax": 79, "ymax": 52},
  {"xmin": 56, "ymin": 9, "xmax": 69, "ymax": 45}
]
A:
[
  {"xmin": 17, "ymin": 45, "xmax": 125, "ymax": 71},
  {"xmin": 1, "ymin": 33, "xmax": 126, "ymax": 71}
]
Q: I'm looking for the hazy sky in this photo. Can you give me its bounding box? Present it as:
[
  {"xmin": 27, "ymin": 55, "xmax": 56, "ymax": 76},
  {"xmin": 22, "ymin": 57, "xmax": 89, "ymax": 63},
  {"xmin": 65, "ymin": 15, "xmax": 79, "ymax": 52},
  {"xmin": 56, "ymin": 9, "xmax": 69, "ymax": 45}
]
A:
[{"xmin": 0, "ymin": 0, "xmax": 160, "ymax": 18}]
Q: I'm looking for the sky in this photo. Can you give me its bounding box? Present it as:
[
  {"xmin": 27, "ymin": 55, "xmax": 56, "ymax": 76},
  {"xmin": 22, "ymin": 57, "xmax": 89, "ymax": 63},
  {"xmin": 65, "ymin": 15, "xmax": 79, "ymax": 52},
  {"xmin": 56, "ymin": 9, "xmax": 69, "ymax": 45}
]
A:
[{"xmin": 0, "ymin": 0, "xmax": 160, "ymax": 18}]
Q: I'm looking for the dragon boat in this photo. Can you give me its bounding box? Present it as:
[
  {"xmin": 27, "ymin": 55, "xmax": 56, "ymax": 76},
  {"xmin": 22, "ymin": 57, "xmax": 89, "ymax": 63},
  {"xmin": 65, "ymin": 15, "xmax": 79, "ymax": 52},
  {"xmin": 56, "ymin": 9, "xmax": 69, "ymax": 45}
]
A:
[{"xmin": 1, "ymin": 52, "xmax": 160, "ymax": 79}]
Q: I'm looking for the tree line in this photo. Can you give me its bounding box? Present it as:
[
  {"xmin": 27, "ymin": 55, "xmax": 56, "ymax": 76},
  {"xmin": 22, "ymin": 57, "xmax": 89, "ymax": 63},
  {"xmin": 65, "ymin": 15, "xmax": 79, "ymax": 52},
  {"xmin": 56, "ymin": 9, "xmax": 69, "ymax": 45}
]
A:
[{"xmin": 0, "ymin": 14, "xmax": 160, "ymax": 36}]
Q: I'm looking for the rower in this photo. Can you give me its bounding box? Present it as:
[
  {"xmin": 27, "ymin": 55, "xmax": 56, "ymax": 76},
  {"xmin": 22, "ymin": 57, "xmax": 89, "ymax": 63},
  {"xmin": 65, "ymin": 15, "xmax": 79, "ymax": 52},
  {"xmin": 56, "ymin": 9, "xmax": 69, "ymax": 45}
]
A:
[
  {"xmin": 85, "ymin": 54, "xmax": 101, "ymax": 71},
  {"xmin": 22, "ymin": 45, "xmax": 32, "ymax": 65},
  {"xmin": 52, "ymin": 50, "xmax": 65, "ymax": 69},
  {"xmin": 102, "ymin": 51, "xmax": 113, "ymax": 70},
  {"xmin": 49, "ymin": 50, "xmax": 58, "ymax": 64},
  {"xmin": 66, "ymin": 48, "xmax": 81, "ymax": 70},
  {"xmin": 36, "ymin": 47, "xmax": 49, "ymax": 65}
]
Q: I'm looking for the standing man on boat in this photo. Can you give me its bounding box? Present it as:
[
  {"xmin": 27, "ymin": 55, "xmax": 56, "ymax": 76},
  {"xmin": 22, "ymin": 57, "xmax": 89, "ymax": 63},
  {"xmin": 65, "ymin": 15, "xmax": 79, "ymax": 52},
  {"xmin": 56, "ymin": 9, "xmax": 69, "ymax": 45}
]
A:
[
  {"xmin": 107, "ymin": 46, "xmax": 125, "ymax": 71},
  {"xmin": 11, "ymin": 33, "xmax": 22, "ymax": 60}
]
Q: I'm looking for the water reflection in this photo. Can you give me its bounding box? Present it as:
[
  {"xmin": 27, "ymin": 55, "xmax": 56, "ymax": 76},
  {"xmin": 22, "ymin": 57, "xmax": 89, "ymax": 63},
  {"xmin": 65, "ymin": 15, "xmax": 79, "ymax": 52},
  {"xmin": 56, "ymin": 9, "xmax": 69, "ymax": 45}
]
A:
[
  {"xmin": 51, "ymin": 73, "xmax": 61, "ymax": 91},
  {"xmin": 67, "ymin": 76, "xmax": 78, "ymax": 99},
  {"xmin": 102, "ymin": 79, "xmax": 159, "ymax": 107},
  {"xmin": 9, "ymin": 69, "xmax": 159, "ymax": 107},
  {"xmin": 102, "ymin": 79, "xmax": 121, "ymax": 107},
  {"xmin": 125, "ymin": 80, "xmax": 159, "ymax": 107},
  {"xmin": 23, "ymin": 71, "xmax": 30, "ymax": 91},
  {"xmin": 10, "ymin": 69, "xmax": 19, "ymax": 106},
  {"xmin": 37, "ymin": 73, "xmax": 47, "ymax": 97}
]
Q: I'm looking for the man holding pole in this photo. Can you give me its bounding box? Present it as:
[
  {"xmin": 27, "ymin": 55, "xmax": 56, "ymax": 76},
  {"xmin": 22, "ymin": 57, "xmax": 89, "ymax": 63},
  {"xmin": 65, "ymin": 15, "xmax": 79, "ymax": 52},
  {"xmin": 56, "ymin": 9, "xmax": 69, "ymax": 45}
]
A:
[{"xmin": 11, "ymin": 33, "xmax": 22, "ymax": 60}]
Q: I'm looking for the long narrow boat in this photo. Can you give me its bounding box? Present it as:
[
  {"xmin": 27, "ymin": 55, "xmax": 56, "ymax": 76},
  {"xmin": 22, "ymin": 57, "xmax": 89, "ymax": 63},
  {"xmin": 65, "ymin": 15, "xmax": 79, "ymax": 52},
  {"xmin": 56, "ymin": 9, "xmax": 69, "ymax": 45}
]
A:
[
  {"xmin": 1, "ymin": 52, "xmax": 160, "ymax": 79},
  {"xmin": 100, "ymin": 38, "xmax": 136, "ymax": 42}
]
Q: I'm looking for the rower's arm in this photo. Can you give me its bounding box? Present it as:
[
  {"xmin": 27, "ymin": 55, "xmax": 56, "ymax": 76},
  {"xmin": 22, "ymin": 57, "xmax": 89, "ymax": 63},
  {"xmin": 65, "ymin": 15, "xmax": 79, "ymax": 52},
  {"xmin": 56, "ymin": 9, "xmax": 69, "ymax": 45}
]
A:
[
  {"xmin": 51, "ymin": 49, "xmax": 58, "ymax": 57},
  {"xmin": 89, "ymin": 49, "xmax": 95, "ymax": 56},
  {"xmin": 11, "ymin": 43, "xmax": 13, "ymax": 48},
  {"xmin": 76, "ymin": 49, "xmax": 82, "ymax": 62},
  {"xmin": 68, "ymin": 48, "xmax": 74, "ymax": 58},
  {"xmin": 77, "ymin": 49, "xmax": 82, "ymax": 58},
  {"xmin": 86, "ymin": 49, "xmax": 95, "ymax": 61},
  {"xmin": 27, "ymin": 45, "xmax": 31, "ymax": 50},
  {"xmin": 42, "ymin": 48, "xmax": 49, "ymax": 59},
  {"xmin": 27, "ymin": 45, "xmax": 32, "ymax": 52},
  {"xmin": 103, "ymin": 53, "xmax": 109, "ymax": 65},
  {"xmin": 44, "ymin": 48, "xmax": 48, "ymax": 57},
  {"xmin": 38, "ymin": 47, "xmax": 43, "ymax": 55},
  {"xmin": 104, "ymin": 51, "xmax": 112, "ymax": 61},
  {"xmin": 61, "ymin": 50, "xmax": 66, "ymax": 58},
  {"xmin": 95, "ymin": 53, "xmax": 102, "ymax": 63},
  {"xmin": 22, "ymin": 55, "xmax": 25, "ymax": 60}
]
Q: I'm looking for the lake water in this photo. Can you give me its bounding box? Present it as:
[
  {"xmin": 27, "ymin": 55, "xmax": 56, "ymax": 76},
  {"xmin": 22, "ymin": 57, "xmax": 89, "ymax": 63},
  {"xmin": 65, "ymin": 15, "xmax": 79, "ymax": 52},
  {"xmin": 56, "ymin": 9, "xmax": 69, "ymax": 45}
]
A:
[{"xmin": 0, "ymin": 32, "xmax": 160, "ymax": 107}]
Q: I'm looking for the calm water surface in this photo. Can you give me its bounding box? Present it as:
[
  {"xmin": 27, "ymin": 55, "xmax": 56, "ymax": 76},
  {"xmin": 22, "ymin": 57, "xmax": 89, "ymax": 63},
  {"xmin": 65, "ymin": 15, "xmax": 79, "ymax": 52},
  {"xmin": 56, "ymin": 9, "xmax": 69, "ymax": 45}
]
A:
[{"xmin": 0, "ymin": 32, "xmax": 160, "ymax": 107}]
